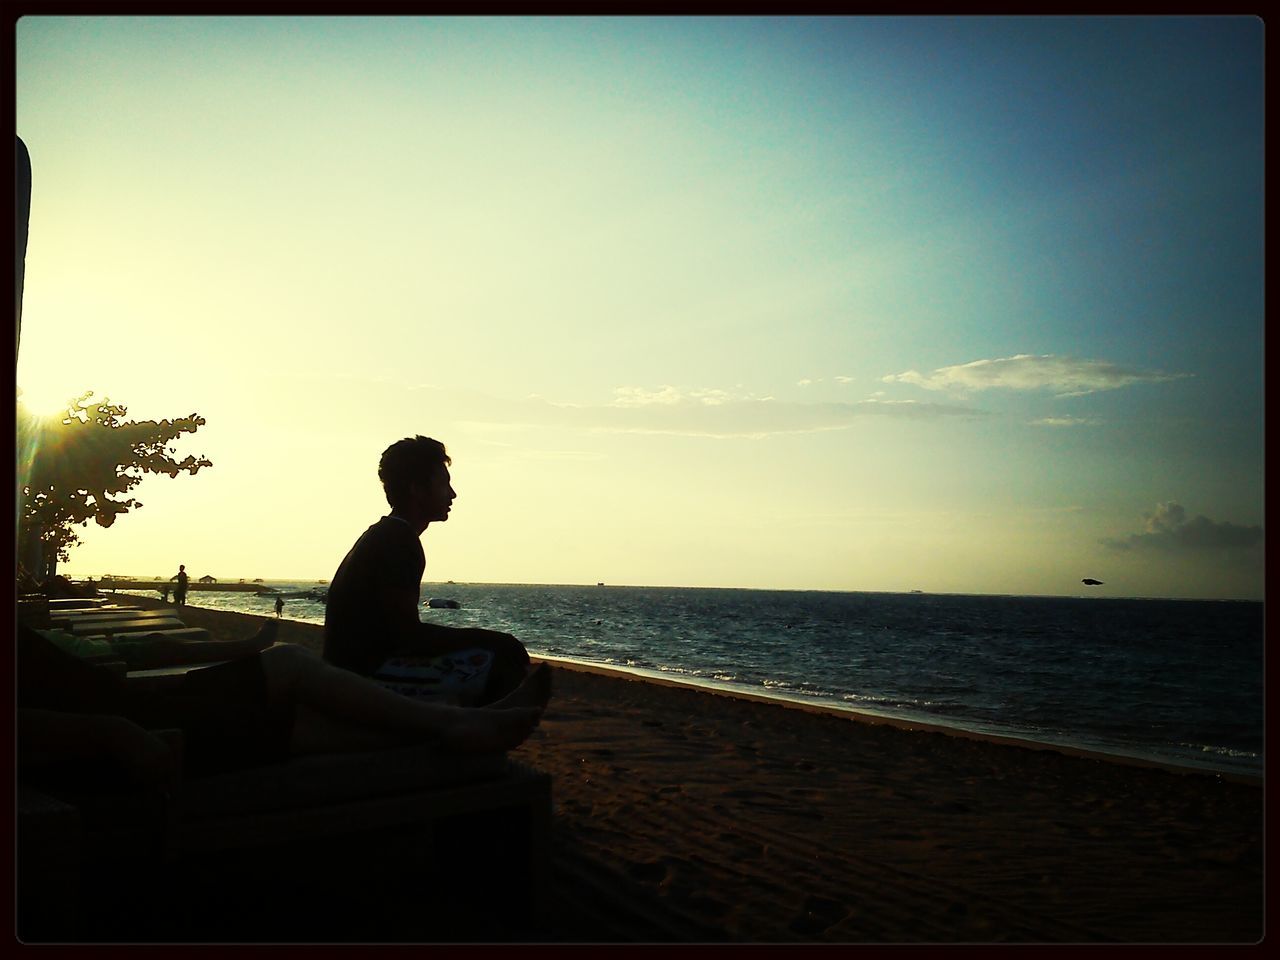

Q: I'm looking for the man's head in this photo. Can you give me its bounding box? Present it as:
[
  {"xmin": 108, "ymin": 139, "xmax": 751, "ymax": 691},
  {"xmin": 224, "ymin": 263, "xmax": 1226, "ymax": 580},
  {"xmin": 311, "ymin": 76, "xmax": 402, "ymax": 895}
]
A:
[{"xmin": 379, "ymin": 435, "xmax": 454, "ymax": 522}]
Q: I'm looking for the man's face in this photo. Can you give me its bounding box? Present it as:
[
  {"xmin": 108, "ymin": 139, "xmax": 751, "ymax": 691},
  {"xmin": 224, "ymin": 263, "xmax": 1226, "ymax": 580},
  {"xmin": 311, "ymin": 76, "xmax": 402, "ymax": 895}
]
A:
[{"xmin": 412, "ymin": 467, "xmax": 455, "ymax": 522}]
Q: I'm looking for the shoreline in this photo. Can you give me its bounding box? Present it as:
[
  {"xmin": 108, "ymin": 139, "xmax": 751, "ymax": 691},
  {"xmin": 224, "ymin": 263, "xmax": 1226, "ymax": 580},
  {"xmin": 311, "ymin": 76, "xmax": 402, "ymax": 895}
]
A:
[
  {"xmin": 117, "ymin": 591, "xmax": 1260, "ymax": 785},
  {"xmin": 531, "ymin": 653, "xmax": 1262, "ymax": 786},
  {"xmin": 111, "ymin": 594, "xmax": 1263, "ymax": 942}
]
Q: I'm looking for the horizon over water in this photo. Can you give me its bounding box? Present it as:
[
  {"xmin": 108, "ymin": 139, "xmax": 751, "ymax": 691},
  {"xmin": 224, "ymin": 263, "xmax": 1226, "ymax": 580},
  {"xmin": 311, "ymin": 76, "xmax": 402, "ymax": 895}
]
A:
[
  {"xmin": 103, "ymin": 572, "xmax": 1259, "ymax": 603},
  {"xmin": 114, "ymin": 579, "xmax": 1262, "ymax": 780}
]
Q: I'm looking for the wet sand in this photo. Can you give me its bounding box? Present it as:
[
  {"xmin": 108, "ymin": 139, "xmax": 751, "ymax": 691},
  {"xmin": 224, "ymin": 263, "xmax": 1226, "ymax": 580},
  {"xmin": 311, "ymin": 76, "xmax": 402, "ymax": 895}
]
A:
[{"xmin": 125, "ymin": 595, "xmax": 1264, "ymax": 942}]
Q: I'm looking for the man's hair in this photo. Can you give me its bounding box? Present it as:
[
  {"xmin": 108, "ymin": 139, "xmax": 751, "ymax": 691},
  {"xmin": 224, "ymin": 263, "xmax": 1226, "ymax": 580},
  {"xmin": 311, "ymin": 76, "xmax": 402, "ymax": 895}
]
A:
[{"xmin": 378, "ymin": 436, "xmax": 451, "ymax": 509}]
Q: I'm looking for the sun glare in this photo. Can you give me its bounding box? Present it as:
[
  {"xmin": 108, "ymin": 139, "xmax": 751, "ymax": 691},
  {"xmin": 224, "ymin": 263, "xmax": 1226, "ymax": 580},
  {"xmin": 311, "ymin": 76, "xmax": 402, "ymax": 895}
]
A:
[{"xmin": 16, "ymin": 382, "xmax": 75, "ymax": 420}]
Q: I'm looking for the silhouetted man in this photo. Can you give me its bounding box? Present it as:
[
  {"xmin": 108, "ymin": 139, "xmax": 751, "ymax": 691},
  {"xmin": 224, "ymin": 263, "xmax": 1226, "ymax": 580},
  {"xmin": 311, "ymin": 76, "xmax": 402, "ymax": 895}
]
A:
[
  {"xmin": 323, "ymin": 436, "xmax": 531, "ymax": 705},
  {"xmin": 170, "ymin": 564, "xmax": 189, "ymax": 606}
]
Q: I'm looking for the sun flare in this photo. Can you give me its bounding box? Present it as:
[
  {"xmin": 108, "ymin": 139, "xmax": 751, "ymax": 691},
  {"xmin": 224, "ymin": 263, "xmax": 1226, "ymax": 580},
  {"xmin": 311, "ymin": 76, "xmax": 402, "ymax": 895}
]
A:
[{"xmin": 16, "ymin": 382, "xmax": 77, "ymax": 420}]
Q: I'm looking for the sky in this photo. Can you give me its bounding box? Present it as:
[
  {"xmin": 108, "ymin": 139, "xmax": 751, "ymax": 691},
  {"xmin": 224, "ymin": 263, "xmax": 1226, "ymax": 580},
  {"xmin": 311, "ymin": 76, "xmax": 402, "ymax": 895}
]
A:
[{"xmin": 14, "ymin": 16, "xmax": 1265, "ymax": 599}]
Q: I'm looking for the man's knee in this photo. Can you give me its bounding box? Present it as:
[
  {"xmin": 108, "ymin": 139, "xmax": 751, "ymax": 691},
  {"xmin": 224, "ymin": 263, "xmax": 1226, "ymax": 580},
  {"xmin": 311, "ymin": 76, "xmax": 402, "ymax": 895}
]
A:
[
  {"xmin": 495, "ymin": 632, "xmax": 530, "ymax": 667},
  {"xmin": 470, "ymin": 629, "xmax": 528, "ymax": 665}
]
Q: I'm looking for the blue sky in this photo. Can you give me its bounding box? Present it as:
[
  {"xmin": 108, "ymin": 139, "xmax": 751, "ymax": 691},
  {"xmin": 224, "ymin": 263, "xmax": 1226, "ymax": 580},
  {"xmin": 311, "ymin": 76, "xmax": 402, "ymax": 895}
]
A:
[{"xmin": 15, "ymin": 16, "xmax": 1264, "ymax": 598}]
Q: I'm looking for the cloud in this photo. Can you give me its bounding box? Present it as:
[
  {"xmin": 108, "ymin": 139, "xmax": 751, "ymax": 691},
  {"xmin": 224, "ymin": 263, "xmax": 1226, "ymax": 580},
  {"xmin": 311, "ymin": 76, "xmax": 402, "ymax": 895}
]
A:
[
  {"xmin": 883, "ymin": 354, "xmax": 1192, "ymax": 398},
  {"xmin": 1029, "ymin": 416, "xmax": 1100, "ymax": 427},
  {"xmin": 798, "ymin": 376, "xmax": 855, "ymax": 386},
  {"xmin": 1102, "ymin": 501, "xmax": 1263, "ymax": 552},
  {"xmin": 612, "ymin": 386, "xmax": 736, "ymax": 407},
  {"xmin": 417, "ymin": 383, "xmax": 984, "ymax": 439}
]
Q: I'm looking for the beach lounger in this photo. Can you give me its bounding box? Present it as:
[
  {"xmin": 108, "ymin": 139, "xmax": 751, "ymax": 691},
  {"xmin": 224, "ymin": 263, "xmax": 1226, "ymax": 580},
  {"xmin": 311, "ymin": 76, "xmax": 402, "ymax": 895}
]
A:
[
  {"xmin": 45, "ymin": 597, "xmax": 112, "ymax": 610},
  {"xmin": 19, "ymin": 742, "xmax": 552, "ymax": 941},
  {"xmin": 63, "ymin": 617, "xmax": 187, "ymax": 636},
  {"xmin": 81, "ymin": 627, "xmax": 213, "ymax": 646},
  {"xmin": 124, "ymin": 659, "xmax": 229, "ymax": 688},
  {"xmin": 17, "ymin": 596, "xmax": 110, "ymax": 626},
  {"xmin": 49, "ymin": 607, "xmax": 155, "ymax": 622}
]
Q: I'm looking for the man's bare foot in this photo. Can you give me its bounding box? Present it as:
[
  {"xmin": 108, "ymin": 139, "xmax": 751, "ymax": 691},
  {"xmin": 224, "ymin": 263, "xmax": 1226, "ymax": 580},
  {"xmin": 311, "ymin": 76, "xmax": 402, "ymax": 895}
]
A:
[
  {"xmin": 439, "ymin": 706, "xmax": 541, "ymax": 754},
  {"xmin": 487, "ymin": 662, "xmax": 551, "ymax": 712}
]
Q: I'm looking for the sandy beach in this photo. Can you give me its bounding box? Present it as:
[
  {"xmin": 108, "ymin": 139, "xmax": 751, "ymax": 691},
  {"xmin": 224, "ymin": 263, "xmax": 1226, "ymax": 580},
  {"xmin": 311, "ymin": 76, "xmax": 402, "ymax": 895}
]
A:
[{"xmin": 120, "ymin": 596, "xmax": 1263, "ymax": 943}]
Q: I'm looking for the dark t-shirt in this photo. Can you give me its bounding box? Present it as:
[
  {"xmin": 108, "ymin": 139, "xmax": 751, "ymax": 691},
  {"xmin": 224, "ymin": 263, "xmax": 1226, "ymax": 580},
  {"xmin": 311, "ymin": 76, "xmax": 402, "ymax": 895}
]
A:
[{"xmin": 323, "ymin": 516, "xmax": 425, "ymax": 675}]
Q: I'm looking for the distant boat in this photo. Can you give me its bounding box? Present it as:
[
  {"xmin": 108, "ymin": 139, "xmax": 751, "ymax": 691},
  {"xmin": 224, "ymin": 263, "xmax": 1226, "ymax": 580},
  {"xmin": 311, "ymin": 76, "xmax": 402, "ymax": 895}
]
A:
[
  {"xmin": 275, "ymin": 588, "xmax": 328, "ymax": 601},
  {"xmin": 597, "ymin": 582, "xmax": 605, "ymax": 587},
  {"xmin": 426, "ymin": 598, "xmax": 461, "ymax": 609},
  {"xmin": 1081, "ymin": 578, "xmax": 1104, "ymax": 586}
]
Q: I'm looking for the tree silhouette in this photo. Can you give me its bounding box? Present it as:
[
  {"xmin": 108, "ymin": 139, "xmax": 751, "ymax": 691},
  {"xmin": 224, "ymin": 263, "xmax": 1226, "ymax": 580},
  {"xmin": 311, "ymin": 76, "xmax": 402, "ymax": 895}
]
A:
[{"xmin": 17, "ymin": 391, "xmax": 212, "ymax": 569}]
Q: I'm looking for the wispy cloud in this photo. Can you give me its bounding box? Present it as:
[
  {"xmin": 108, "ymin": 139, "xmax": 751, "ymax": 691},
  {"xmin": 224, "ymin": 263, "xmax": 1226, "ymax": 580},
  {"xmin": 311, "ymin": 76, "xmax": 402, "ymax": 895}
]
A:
[
  {"xmin": 797, "ymin": 375, "xmax": 855, "ymax": 387},
  {"xmin": 1029, "ymin": 416, "xmax": 1100, "ymax": 427},
  {"xmin": 418, "ymin": 383, "xmax": 984, "ymax": 439},
  {"xmin": 883, "ymin": 354, "xmax": 1192, "ymax": 398},
  {"xmin": 1102, "ymin": 501, "xmax": 1263, "ymax": 552},
  {"xmin": 611, "ymin": 386, "xmax": 736, "ymax": 407}
]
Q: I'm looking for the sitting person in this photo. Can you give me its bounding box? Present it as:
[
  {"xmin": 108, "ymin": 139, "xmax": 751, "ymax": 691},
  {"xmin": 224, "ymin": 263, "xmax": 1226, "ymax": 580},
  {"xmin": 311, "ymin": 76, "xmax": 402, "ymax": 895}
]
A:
[
  {"xmin": 17, "ymin": 620, "xmax": 551, "ymax": 796},
  {"xmin": 324, "ymin": 436, "xmax": 531, "ymax": 706}
]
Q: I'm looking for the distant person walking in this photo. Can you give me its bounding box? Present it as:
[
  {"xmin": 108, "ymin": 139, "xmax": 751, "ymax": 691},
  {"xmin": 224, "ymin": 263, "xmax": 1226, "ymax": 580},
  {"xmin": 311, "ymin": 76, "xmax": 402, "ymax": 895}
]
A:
[
  {"xmin": 275, "ymin": 596, "xmax": 285, "ymax": 618},
  {"xmin": 170, "ymin": 564, "xmax": 189, "ymax": 607}
]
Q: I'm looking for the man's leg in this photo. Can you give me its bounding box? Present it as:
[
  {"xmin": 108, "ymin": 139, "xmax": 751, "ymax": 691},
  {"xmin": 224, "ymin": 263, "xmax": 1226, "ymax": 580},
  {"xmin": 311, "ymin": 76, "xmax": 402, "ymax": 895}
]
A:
[
  {"xmin": 258, "ymin": 644, "xmax": 550, "ymax": 755},
  {"xmin": 416, "ymin": 626, "xmax": 531, "ymax": 705}
]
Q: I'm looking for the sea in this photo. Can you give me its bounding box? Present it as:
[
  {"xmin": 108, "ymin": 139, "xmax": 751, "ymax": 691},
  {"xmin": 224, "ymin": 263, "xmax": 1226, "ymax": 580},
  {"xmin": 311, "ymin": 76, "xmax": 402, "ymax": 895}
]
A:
[{"xmin": 119, "ymin": 582, "xmax": 1264, "ymax": 779}]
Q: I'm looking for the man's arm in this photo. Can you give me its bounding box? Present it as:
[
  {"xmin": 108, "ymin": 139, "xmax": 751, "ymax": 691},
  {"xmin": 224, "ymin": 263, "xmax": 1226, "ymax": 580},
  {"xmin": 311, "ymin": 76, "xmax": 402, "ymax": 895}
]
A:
[{"xmin": 379, "ymin": 585, "xmax": 480, "ymax": 656}]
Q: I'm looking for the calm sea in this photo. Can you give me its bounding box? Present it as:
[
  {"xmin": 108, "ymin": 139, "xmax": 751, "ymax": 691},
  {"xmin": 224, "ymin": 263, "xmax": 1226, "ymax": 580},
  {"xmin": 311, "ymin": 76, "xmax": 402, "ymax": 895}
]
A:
[{"xmin": 122, "ymin": 582, "xmax": 1263, "ymax": 778}]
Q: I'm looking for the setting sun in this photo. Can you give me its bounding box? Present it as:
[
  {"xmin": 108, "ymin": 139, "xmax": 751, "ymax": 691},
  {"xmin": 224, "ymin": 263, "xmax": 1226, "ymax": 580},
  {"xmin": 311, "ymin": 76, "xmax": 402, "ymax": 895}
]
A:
[{"xmin": 15, "ymin": 382, "xmax": 76, "ymax": 421}]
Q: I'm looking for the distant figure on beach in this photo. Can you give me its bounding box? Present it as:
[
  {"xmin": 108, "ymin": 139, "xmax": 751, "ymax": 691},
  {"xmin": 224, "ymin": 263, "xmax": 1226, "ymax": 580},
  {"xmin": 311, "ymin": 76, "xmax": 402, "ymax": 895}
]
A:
[
  {"xmin": 17, "ymin": 620, "xmax": 551, "ymax": 792},
  {"xmin": 275, "ymin": 596, "xmax": 285, "ymax": 618},
  {"xmin": 160, "ymin": 585, "xmax": 170, "ymax": 603},
  {"xmin": 324, "ymin": 436, "xmax": 532, "ymax": 706},
  {"xmin": 170, "ymin": 564, "xmax": 189, "ymax": 606}
]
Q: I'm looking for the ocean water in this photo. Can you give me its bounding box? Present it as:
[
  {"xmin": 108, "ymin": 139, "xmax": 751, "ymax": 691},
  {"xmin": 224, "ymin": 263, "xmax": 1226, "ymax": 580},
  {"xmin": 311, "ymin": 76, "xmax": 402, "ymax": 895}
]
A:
[{"xmin": 121, "ymin": 582, "xmax": 1264, "ymax": 778}]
